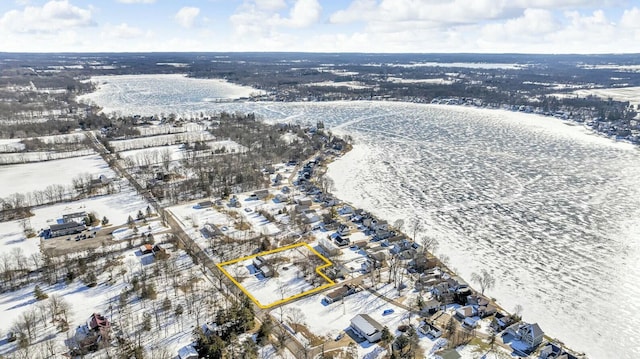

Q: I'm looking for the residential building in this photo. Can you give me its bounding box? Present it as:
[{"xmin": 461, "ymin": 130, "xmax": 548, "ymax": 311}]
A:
[{"xmin": 350, "ymin": 314, "xmax": 384, "ymax": 342}]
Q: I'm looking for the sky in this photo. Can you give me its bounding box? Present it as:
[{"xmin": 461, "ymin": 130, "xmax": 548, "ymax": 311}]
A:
[{"xmin": 0, "ymin": 0, "xmax": 639, "ymax": 53}]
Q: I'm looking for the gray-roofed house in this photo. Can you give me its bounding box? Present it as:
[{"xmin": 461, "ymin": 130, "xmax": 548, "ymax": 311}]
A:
[
  {"xmin": 519, "ymin": 322, "xmax": 544, "ymax": 349},
  {"xmin": 50, "ymin": 222, "xmax": 86, "ymax": 238}
]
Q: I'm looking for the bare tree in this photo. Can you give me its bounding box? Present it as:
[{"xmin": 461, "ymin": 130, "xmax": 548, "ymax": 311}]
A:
[
  {"xmin": 470, "ymin": 269, "xmax": 495, "ymax": 295},
  {"xmin": 286, "ymin": 307, "xmax": 306, "ymax": 333}
]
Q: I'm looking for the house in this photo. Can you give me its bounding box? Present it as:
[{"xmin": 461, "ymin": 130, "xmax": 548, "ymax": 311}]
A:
[
  {"xmin": 178, "ymin": 345, "xmax": 199, "ymax": 359},
  {"xmin": 139, "ymin": 244, "xmax": 153, "ymax": 254},
  {"xmin": 152, "ymin": 243, "xmax": 173, "ymax": 257},
  {"xmin": 62, "ymin": 211, "xmax": 86, "ymax": 224},
  {"xmin": 478, "ymin": 304, "xmax": 497, "ymax": 318},
  {"xmin": 490, "ymin": 312, "xmax": 513, "ymax": 332},
  {"xmin": 251, "ymin": 189, "xmax": 269, "ymax": 200},
  {"xmin": 334, "ymin": 235, "xmax": 350, "ymax": 247},
  {"xmin": 74, "ymin": 313, "xmax": 111, "ymax": 351},
  {"xmin": 419, "ymin": 298, "xmax": 442, "ymax": 315},
  {"xmin": 302, "ymin": 210, "xmax": 321, "ymax": 224},
  {"xmin": 350, "ymin": 314, "xmax": 384, "ymax": 342},
  {"xmin": 519, "ymin": 323, "xmax": 544, "ymax": 349},
  {"xmin": 539, "ymin": 343, "xmax": 582, "ymax": 359},
  {"xmin": 337, "ymin": 224, "xmax": 350, "ymax": 236},
  {"xmin": 506, "ymin": 322, "xmax": 545, "ymax": 350},
  {"xmin": 273, "ymin": 173, "xmax": 283, "ymax": 185},
  {"xmin": 49, "ymin": 222, "xmax": 86, "ymax": 238},
  {"xmin": 319, "ymin": 237, "xmax": 341, "ymax": 256},
  {"xmin": 89, "ymin": 175, "xmax": 112, "ymax": 189},
  {"xmin": 368, "ymin": 248, "xmax": 389, "ymax": 262},
  {"xmin": 419, "ymin": 321, "xmax": 442, "ymax": 338},
  {"xmin": 455, "ymin": 305, "xmax": 478, "ymax": 319},
  {"xmin": 295, "ymin": 197, "xmax": 313, "ymax": 206},
  {"xmin": 274, "ymin": 193, "xmax": 288, "ymax": 203},
  {"xmin": 252, "ymin": 256, "xmax": 273, "ymax": 278},
  {"xmin": 229, "ymin": 195, "xmax": 240, "ymax": 208},
  {"xmin": 325, "ymin": 265, "xmax": 349, "ymax": 280},
  {"xmin": 461, "ymin": 317, "xmax": 479, "ymax": 330},
  {"xmin": 324, "ymin": 284, "xmax": 357, "ymax": 304}
]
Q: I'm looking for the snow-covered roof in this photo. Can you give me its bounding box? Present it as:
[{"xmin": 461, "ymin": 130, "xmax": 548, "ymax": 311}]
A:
[
  {"xmin": 178, "ymin": 345, "xmax": 198, "ymax": 359},
  {"xmin": 351, "ymin": 314, "xmax": 383, "ymax": 336}
]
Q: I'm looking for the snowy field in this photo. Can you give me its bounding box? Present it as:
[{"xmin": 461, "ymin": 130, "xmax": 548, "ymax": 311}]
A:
[
  {"xmin": 118, "ymin": 140, "xmax": 246, "ymax": 165},
  {"xmin": 82, "ymin": 75, "xmax": 640, "ymax": 359},
  {"xmin": 567, "ymin": 86, "xmax": 640, "ymax": 107},
  {"xmin": 108, "ymin": 131, "xmax": 216, "ymax": 152},
  {"xmin": 0, "ymin": 154, "xmax": 112, "ymax": 198},
  {"xmin": 0, "ymin": 186, "xmax": 152, "ymax": 263},
  {"xmin": 0, "ymin": 149, "xmax": 95, "ymax": 165}
]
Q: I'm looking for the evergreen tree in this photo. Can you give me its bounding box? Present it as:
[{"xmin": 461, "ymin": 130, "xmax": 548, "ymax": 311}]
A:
[{"xmin": 34, "ymin": 285, "xmax": 48, "ymax": 300}]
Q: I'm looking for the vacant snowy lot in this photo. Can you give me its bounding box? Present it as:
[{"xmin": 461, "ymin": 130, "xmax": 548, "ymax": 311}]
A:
[{"xmin": 0, "ymin": 154, "xmax": 112, "ymax": 198}]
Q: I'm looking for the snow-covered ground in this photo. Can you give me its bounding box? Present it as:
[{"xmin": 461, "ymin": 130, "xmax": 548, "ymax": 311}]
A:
[
  {"xmin": 81, "ymin": 76, "xmax": 640, "ymax": 359},
  {"xmin": 0, "ymin": 154, "xmax": 112, "ymax": 198},
  {"xmin": 304, "ymin": 81, "xmax": 371, "ymax": 89},
  {"xmin": 560, "ymin": 86, "xmax": 640, "ymax": 107},
  {"xmin": 0, "ymin": 246, "xmax": 205, "ymax": 358},
  {"xmin": 0, "ymin": 186, "xmax": 152, "ymax": 263}
]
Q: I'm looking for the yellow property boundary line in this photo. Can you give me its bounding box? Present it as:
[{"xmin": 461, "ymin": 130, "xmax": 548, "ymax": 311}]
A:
[{"xmin": 216, "ymin": 242, "xmax": 335, "ymax": 309}]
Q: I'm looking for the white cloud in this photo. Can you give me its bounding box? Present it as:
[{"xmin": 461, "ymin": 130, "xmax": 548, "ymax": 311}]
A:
[
  {"xmin": 254, "ymin": 0, "xmax": 287, "ymax": 11},
  {"xmin": 270, "ymin": 0, "xmax": 322, "ymax": 28},
  {"xmin": 481, "ymin": 8, "xmax": 559, "ymax": 43},
  {"xmin": 175, "ymin": 6, "xmax": 200, "ymax": 28},
  {"xmin": 621, "ymin": 7, "xmax": 640, "ymax": 28},
  {"xmin": 116, "ymin": 0, "xmax": 156, "ymax": 4},
  {"xmin": 0, "ymin": 0, "xmax": 94, "ymax": 34},
  {"xmin": 230, "ymin": 0, "xmax": 321, "ymax": 45},
  {"xmin": 101, "ymin": 23, "xmax": 144, "ymax": 39}
]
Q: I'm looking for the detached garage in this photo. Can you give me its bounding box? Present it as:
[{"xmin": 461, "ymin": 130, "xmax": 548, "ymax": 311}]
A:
[{"xmin": 350, "ymin": 314, "xmax": 383, "ymax": 342}]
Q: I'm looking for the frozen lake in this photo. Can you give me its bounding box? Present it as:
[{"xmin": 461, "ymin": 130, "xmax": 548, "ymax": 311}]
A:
[{"xmin": 83, "ymin": 75, "xmax": 640, "ymax": 359}]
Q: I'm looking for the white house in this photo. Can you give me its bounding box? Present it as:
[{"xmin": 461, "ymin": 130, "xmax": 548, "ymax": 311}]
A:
[
  {"xmin": 350, "ymin": 314, "xmax": 384, "ymax": 342},
  {"xmin": 519, "ymin": 322, "xmax": 544, "ymax": 349}
]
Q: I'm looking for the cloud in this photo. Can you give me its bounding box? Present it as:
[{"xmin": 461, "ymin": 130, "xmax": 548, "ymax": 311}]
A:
[
  {"xmin": 101, "ymin": 23, "xmax": 144, "ymax": 39},
  {"xmin": 116, "ymin": 0, "xmax": 156, "ymax": 4},
  {"xmin": 620, "ymin": 7, "xmax": 640, "ymax": 28},
  {"xmin": 481, "ymin": 8, "xmax": 559, "ymax": 42},
  {"xmin": 270, "ymin": 0, "xmax": 321, "ymax": 28},
  {"xmin": 229, "ymin": 0, "xmax": 322, "ymax": 38},
  {"xmin": 0, "ymin": 0, "xmax": 94, "ymax": 34},
  {"xmin": 255, "ymin": 0, "xmax": 287, "ymax": 11},
  {"xmin": 175, "ymin": 6, "xmax": 200, "ymax": 28}
]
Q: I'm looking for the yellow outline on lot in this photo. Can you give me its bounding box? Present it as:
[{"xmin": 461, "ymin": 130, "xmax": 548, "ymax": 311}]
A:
[{"xmin": 216, "ymin": 242, "xmax": 335, "ymax": 309}]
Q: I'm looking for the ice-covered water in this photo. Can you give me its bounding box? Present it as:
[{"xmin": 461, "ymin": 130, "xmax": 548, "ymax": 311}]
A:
[
  {"xmin": 83, "ymin": 75, "xmax": 640, "ymax": 359},
  {"xmin": 77, "ymin": 74, "xmax": 265, "ymax": 115}
]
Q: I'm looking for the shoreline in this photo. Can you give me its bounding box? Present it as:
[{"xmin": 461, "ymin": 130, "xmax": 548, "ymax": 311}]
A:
[{"xmin": 320, "ymin": 128, "xmax": 587, "ymax": 358}]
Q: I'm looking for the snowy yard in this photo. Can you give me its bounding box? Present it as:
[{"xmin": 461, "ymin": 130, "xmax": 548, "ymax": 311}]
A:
[{"xmin": 220, "ymin": 243, "xmax": 333, "ymax": 308}]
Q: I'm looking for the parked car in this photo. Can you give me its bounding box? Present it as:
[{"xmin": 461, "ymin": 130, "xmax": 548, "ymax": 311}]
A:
[{"xmin": 382, "ymin": 309, "xmax": 394, "ymax": 316}]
